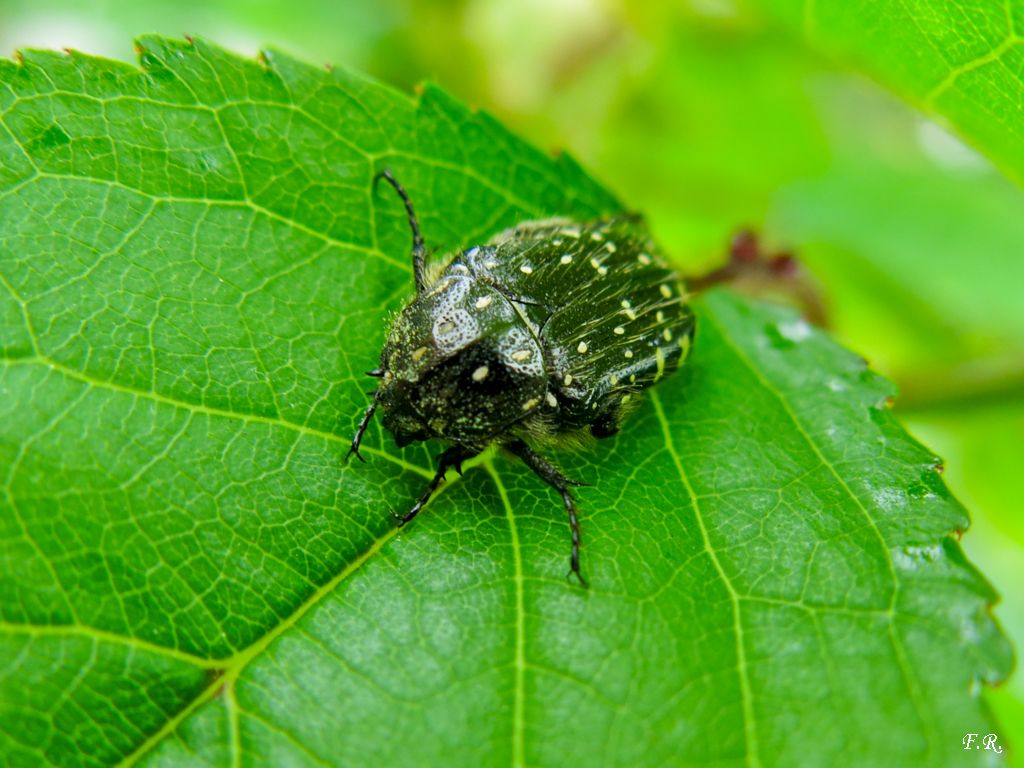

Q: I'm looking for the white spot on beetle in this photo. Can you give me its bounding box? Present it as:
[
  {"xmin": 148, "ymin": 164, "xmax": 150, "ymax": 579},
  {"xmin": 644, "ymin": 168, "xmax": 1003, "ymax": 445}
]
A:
[
  {"xmin": 577, "ymin": 341, "xmax": 589, "ymax": 354},
  {"xmin": 629, "ymin": 374, "xmax": 636, "ymax": 383},
  {"xmin": 605, "ymin": 242, "xmax": 617, "ymax": 253},
  {"xmin": 638, "ymin": 253, "xmax": 653, "ymax": 265},
  {"xmin": 590, "ymin": 231, "xmax": 604, "ymax": 242},
  {"xmin": 656, "ymin": 310, "xmax": 665, "ymax": 323},
  {"xmin": 598, "ymin": 265, "xmax": 609, "ymax": 276},
  {"xmin": 522, "ymin": 397, "xmax": 541, "ymax": 411},
  {"xmin": 545, "ymin": 392, "xmax": 558, "ymax": 407},
  {"xmin": 560, "ymin": 254, "xmax": 573, "ymax": 265},
  {"xmin": 590, "ymin": 257, "xmax": 602, "ymax": 270},
  {"xmin": 563, "ymin": 373, "xmax": 574, "ymax": 386},
  {"xmin": 559, "ymin": 227, "xmax": 581, "ymax": 239},
  {"xmin": 624, "ymin": 349, "xmax": 634, "ymax": 358},
  {"xmin": 620, "ymin": 299, "xmax": 632, "ymax": 309},
  {"xmin": 500, "ymin": 327, "xmax": 544, "ymax": 376},
  {"xmin": 660, "ymin": 284, "xmax": 673, "ymax": 298},
  {"xmin": 614, "ymin": 326, "xmax": 625, "ymax": 335},
  {"xmin": 412, "ymin": 346, "xmax": 429, "ymax": 362},
  {"xmin": 520, "ymin": 264, "xmax": 533, "ymax": 274},
  {"xmin": 475, "ymin": 295, "xmax": 493, "ymax": 310},
  {"xmin": 621, "ymin": 394, "xmax": 632, "ymax": 404},
  {"xmin": 662, "ymin": 328, "xmax": 673, "ymax": 342},
  {"xmin": 623, "ymin": 308, "xmax": 637, "ymax": 320},
  {"xmin": 433, "ymin": 306, "xmax": 479, "ymax": 353},
  {"xmin": 472, "ymin": 365, "xmax": 489, "ymax": 382},
  {"xmin": 654, "ymin": 346, "xmax": 666, "ymax": 381},
  {"xmin": 485, "ymin": 260, "xmax": 498, "ymax": 269},
  {"xmin": 610, "ymin": 374, "xmax": 619, "ymax": 386}
]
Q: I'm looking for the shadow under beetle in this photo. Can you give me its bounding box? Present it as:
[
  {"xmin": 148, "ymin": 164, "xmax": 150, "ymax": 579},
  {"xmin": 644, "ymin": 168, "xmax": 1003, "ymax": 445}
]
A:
[{"xmin": 349, "ymin": 170, "xmax": 696, "ymax": 586}]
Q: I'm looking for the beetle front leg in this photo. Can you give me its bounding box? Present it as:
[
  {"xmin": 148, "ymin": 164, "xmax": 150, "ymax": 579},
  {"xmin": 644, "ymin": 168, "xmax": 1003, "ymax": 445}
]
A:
[
  {"xmin": 505, "ymin": 439, "xmax": 589, "ymax": 587},
  {"xmin": 347, "ymin": 393, "xmax": 379, "ymax": 463},
  {"xmin": 396, "ymin": 445, "xmax": 480, "ymax": 527}
]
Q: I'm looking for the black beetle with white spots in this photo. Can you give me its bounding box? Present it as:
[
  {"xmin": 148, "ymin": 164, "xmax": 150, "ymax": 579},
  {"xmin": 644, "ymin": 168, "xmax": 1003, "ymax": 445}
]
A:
[{"xmin": 350, "ymin": 171, "xmax": 696, "ymax": 585}]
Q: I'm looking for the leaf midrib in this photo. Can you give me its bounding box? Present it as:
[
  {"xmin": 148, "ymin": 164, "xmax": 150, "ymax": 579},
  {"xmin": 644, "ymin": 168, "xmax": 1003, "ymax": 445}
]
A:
[
  {"xmin": 649, "ymin": 389, "xmax": 761, "ymax": 768},
  {"xmin": 485, "ymin": 461, "xmax": 527, "ymax": 768},
  {"xmin": 102, "ymin": 451, "xmax": 536, "ymax": 767},
  {"xmin": 114, "ymin": 506, "xmax": 405, "ymax": 766}
]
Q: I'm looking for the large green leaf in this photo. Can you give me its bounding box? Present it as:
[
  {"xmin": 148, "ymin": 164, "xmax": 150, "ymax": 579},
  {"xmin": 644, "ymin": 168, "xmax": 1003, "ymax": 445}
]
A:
[
  {"xmin": 750, "ymin": 0, "xmax": 1024, "ymax": 186},
  {"xmin": 0, "ymin": 37, "xmax": 1011, "ymax": 766}
]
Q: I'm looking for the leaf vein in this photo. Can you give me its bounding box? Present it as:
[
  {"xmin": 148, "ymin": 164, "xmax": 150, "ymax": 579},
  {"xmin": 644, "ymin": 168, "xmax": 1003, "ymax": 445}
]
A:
[{"xmin": 649, "ymin": 390, "xmax": 760, "ymax": 768}]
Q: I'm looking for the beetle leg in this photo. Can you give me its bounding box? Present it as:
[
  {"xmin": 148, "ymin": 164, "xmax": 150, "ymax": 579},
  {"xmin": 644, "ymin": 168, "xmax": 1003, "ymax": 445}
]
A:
[
  {"xmin": 505, "ymin": 439, "xmax": 589, "ymax": 587},
  {"xmin": 347, "ymin": 393, "xmax": 379, "ymax": 463},
  {"xmin": 395, "ymin": 445, "xmax": 480, "ymax": 527}
]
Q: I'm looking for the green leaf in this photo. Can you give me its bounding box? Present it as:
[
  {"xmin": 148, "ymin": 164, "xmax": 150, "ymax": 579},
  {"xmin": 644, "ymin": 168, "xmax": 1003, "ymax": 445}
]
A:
[
  {"xmin": 0, "ymin": 37, "xmax": 1010, "ymax": 767},
  {"xmin": 749, "ymin": 0, "xmax": 1024, "ymax": 186}
]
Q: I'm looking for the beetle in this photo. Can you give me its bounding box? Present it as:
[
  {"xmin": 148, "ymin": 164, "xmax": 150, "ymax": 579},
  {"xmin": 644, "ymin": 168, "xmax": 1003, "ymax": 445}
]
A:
[{"xmin": 349, "ymin": 170, "xmax": 696, "ymax": 585}]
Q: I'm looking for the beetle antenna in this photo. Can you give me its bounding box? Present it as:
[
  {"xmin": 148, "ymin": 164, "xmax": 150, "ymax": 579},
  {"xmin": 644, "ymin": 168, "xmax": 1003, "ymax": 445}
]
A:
[{"xmin": 375, "ymin": 169, "xmax": 427, "ymax": 293}]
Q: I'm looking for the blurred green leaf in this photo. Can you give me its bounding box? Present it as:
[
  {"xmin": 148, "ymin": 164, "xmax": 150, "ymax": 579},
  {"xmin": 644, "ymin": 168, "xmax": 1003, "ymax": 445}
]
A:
[
  {"xmin": 0, "ymin": 37, "xmax": 1010, "ymax": 767},
  {"xmin": 546, "ymin": 16, "xmax": 833, "ymax": 260},
  {"xmin": 504, "ymin": 8, "xmax": 1024, "ymax": 392},
  {"xmin": 751, "ymin": 0, "xmax": 1024, "ymax": 185},
  {"xmin": 772, "ymin": 143, "xmax": 1024, "ymax": 378}
]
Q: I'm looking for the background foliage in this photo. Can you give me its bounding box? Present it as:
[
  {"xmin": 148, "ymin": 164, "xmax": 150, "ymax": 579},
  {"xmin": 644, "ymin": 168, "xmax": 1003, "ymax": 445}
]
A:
[{"xmin": 1, "ymin": 0, "xmax": 1021, "ymax": 763}]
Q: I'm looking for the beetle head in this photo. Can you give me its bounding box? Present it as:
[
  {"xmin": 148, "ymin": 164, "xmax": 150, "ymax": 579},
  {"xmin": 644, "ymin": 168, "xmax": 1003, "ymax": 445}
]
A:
[{"xmin": 377, "ymin": 275, "xmax": 547, "ymax": 446}]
